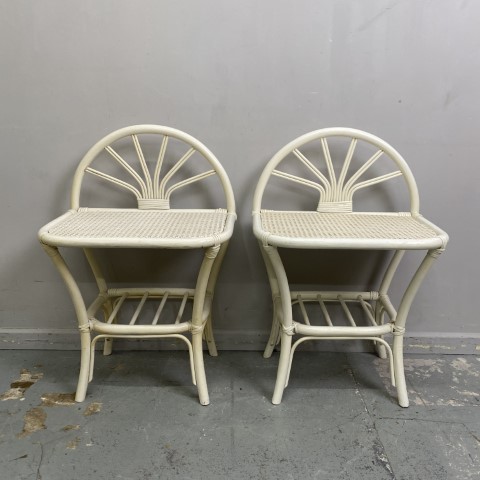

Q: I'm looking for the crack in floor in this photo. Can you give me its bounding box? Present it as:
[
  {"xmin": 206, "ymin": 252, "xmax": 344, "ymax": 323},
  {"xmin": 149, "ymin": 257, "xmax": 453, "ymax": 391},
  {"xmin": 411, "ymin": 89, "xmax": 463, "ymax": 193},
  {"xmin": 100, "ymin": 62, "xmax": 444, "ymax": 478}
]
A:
[
  {"xmin": 347, "ymin": 365, "xmax": 397, "ymax": 479},
  {"xmin": 35, "ymin": 442, "xmax": 44, "ymax": 480}
]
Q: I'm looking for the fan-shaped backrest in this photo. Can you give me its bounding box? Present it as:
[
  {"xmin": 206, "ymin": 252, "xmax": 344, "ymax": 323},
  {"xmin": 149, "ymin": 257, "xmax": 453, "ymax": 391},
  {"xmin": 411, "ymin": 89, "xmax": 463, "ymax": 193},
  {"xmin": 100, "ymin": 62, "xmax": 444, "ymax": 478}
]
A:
[
  {"xmin": 71, "ymin": 125, "xmax": 235, "ymax": 213},
  {"xmin": 253, "ymin": 128, "xmax": 420, "ymax": 215}
]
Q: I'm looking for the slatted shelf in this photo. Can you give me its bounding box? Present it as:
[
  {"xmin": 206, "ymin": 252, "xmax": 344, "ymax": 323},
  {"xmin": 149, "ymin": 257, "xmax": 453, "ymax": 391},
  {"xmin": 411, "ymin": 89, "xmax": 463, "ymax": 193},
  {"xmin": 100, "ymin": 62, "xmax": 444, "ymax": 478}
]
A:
[
  {"xmin": 87, "ymin": 289, "xmax": 196, "ymax": 329},
  {"xmin": 290, "ymin": 291, "xmax": 396, "ymax": 330}
]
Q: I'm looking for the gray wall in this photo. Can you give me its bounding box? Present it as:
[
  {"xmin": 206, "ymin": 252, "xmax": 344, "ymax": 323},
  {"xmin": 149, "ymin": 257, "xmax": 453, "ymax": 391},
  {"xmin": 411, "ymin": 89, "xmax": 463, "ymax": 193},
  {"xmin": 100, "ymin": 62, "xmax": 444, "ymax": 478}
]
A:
[{"xmin": 1, "ymin": 1, "xmax": 479, "ymax": 351}]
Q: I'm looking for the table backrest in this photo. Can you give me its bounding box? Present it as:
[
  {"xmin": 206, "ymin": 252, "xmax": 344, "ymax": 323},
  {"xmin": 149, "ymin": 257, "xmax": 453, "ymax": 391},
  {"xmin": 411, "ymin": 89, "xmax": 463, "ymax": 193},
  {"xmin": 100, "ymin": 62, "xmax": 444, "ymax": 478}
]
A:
[
  {"xmin": 71, "ymin": 125, "xmax": 235, "ymax": 213},
  {"xmin": 253, "ymin": 128, "xmax": 419, "ymax": 215}
]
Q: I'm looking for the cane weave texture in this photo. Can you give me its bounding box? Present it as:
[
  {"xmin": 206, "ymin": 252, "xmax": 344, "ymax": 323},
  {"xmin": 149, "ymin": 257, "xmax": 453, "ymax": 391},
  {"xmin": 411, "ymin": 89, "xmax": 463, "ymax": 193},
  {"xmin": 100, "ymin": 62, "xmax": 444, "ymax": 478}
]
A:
[
  {"xmin": 47, "ymin": 208, "xmax": 228, "ymax": 240},
  {"xmin": 39, "ymin": 125, "xmax": 237, "ymax": 406},
  {"xmin": 260, "ymin": 211, "xmax": 439, "ymax": 240},
  {"xmin": 253, "ymin": 128, "xmax": 449, "ymax": 408}
]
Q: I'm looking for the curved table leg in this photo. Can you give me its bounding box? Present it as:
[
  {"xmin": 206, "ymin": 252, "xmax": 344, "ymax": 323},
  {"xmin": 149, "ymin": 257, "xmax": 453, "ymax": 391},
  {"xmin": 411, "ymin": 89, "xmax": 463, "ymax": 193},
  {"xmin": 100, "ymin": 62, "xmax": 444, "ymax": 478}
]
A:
[
  {"xmin": 393, "ymin": 248, "xmax": 443, "ymax": 407},
  {"xmin": 83, "ymin": 249, "xmax": 114, "ymax": 357},
  {"xmin": 191, "ymin": 245, "xmax": 221, "ymax": 405},
  {"xmin": 259, "ymin": 241, "xmax": 283, "ymax": 359},
  {"xmin": 202, "ymin": 242, "xmax": 229, "ymax": 357},
  {"xmin": 375, "ymin": 251, "xmax": 405, "ymax": 359},
  {"xmin": 42, "ymin": 244, "xmax": 91, "ymax": 402},
  {"xmin": 264, "ymin": 297, "xmax": 282, "ymax": 359},
  {"xmin": 264, "ymin": 246, "xmax": 295, "ymax": 405}
]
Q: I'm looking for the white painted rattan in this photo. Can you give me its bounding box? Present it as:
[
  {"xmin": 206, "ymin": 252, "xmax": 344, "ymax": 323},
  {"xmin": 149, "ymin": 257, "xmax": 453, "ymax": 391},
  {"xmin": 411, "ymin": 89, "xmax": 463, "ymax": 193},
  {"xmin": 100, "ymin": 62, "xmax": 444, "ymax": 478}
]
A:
[
  {"xmin": 253, "ymin": 127, "xmax": 449, "ymax": 407},
  {"xmin": 258, "ymin": 211, "xmax": 445, "ymax": 249},
  {"xmin": 40, "ymin": 208, "xmax": 234, "ymax": 248},
  {"xmin": 71, "ymin": 125, "xmax": 235, "ymax": 212},
  {"xmin": 39, "ymin": 125, "xmax": 236, "ymax": 405}
]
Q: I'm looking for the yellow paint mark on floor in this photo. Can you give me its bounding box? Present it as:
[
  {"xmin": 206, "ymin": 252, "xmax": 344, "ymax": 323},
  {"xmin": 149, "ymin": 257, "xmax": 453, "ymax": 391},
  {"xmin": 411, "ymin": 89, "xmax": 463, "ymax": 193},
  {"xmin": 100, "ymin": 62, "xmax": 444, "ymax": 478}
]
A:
[
  {"xmin": 17, "ymin": 407, "xmax": 47, "ymax": 438},
  {"xmin": 66, "ymin": 437, "xmax": 81, "ymax": 450},
  {"xmin": 41, "ymin": 393, "xmax": 76, "ymax": 407},
  {"xmin": 1, "ymin": 370, "xmax": 44, "ymax": 401},
  {"xmin": 84, "ymin": 402, "xmax": 102, "ymax": 416},
  {"xmin": 62, "ymin": 424, "xmax": 80, "ymax": 432}
]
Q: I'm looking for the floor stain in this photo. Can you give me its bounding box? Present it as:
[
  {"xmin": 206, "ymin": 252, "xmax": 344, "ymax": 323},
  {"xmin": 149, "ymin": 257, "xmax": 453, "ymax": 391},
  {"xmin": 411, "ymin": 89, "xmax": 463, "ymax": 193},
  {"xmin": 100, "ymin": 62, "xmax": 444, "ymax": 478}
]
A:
[
  {"xmin": 375, "ymin": 357, "xmax": 480, "ymax": 407},
  {"xmin": 373, "ymin": 358, "xmax": 423, "ymax": 405},
  {"xmin": 17, "ymin": 407, "xmax": 47, "ymax": 438},
  {"xmin": 84, "ymin": 402, "xmax": 102, "ymax": 416},
  {"xmin": 40, "ymin": 393, "xmax": 76, "ymax": 407},
  {"xmin": 66, "ymin": 437, "xmax": 81, "ymax": 450},
  {"xmin": 62, "ymin": 424, "xmax": 80, "ymax": 432},
  {"xmin": 1, "ymin": 369, "xmax": 43, "ymax": 401},
  {"xmin": 403, "ymin": 358, "xmax": 444, "ymax": 376},
  {"xmin": 454, "ymin": 389, "xmax": 479, "ymax": 397},
  {"xmin": 1, "ymin": 388, "xmax": 26, "ymax": 401},
  {"xmin": 451, "ymin": 358, "xmax": 480, "ymax": 377}
]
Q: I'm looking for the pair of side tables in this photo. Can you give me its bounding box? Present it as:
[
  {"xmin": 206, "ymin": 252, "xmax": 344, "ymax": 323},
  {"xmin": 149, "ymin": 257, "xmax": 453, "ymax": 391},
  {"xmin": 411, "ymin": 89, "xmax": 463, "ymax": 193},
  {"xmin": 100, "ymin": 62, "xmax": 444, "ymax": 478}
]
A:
[{"xmin": 38, "ymin": 125, "xmax": 448, "ymax": 408}]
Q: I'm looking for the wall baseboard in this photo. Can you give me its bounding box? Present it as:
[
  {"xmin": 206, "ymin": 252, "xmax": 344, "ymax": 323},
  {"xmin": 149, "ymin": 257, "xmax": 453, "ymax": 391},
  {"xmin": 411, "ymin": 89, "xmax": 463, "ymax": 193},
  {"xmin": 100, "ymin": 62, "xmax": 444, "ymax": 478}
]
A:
[{"xmin": 1, "ymin": 328, "xmax": 479, "ymax": 354}]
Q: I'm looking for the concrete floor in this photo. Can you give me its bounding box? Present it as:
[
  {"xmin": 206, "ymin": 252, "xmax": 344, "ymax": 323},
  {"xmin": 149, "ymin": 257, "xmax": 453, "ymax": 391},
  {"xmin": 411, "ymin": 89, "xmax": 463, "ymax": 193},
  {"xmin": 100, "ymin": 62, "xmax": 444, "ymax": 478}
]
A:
[{"xmin": 0, "ymin": 350, "xmax": 479, "ymax": 479}]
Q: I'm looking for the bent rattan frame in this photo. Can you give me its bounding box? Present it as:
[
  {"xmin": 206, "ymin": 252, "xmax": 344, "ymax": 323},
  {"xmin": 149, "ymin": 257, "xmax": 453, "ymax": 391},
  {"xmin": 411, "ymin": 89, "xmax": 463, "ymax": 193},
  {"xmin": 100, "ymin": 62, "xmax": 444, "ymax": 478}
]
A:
[
  {"xmin": 39, "ymin": 125, "xmax": 236, "ymax": 405},
  {"xmin": 253, "ymin": 127, "xmax": 448, "ymax": 407}
]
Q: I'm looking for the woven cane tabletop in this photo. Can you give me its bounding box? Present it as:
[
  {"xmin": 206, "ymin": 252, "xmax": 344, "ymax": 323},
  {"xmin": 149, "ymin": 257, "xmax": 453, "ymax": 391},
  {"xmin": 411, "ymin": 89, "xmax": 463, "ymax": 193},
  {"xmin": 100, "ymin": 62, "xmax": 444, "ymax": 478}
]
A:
[
  {"xmin": 40, "ymin": 208, "xmax": 232, "ymax": 248},
  {"xmin": 258, "ymin": 210, "xmax": 446, "ymax": 249}
]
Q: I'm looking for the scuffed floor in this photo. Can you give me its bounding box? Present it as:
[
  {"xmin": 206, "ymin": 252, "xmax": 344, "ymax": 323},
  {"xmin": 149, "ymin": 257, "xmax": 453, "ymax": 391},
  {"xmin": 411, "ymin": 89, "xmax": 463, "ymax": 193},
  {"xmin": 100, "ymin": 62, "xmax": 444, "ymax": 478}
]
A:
[{"xmin": 0, "ymin": 350, "xmax": 478, "ymax": 479}]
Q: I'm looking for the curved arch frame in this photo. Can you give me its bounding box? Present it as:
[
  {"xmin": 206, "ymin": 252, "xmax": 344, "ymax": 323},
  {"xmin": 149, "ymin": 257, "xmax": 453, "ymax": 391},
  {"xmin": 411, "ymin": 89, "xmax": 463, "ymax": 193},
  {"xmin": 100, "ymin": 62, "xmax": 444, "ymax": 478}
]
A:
[
  {"xmin": 254, "ymin": 128, "xmax": 447, "ymax": 408},
  {"xmin": 71, "ymin": 124, "xmax": 236, "ymax": 214},
  {"xmin": 40, "ymin": 125, "xmax": 236, "ymax": 406},
  {"xmin": 253, "ymin": 127, "xmax": 420, "ymax": 215}
]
